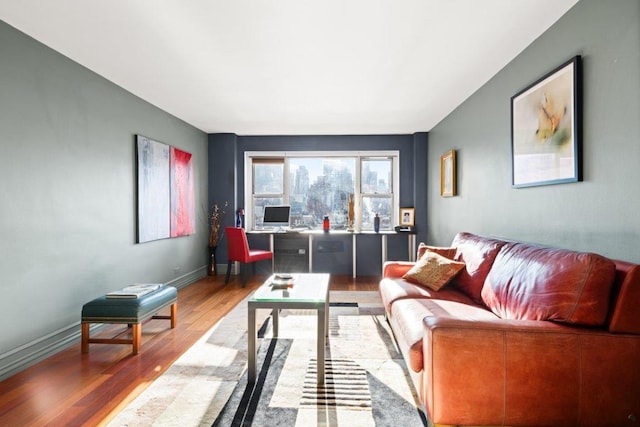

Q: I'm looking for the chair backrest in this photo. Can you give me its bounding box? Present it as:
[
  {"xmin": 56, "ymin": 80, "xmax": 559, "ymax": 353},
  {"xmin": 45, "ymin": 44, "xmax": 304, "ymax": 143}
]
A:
[{"xmin": 225, "ymin": 227, "xmax": 250, "ymax": 263}]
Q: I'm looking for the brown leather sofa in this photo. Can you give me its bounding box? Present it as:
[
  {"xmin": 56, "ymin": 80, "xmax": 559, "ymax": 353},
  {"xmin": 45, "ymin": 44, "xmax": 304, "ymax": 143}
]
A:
[{"xmin": 380, "ymin": 232, "xmax": 640, "ymax": 427}]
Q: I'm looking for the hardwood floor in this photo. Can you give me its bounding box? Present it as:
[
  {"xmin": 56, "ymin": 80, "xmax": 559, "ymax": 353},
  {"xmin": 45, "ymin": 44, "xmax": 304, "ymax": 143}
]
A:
[{"xmin": 0, "ymin": 274, "xmax": 380, "ymax": 427}]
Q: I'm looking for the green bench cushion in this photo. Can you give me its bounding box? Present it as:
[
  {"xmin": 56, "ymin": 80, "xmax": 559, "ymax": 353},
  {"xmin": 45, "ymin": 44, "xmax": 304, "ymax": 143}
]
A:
[{"xmin": 82, "ymin": 286, "xmax": 177, "ymax": 324}]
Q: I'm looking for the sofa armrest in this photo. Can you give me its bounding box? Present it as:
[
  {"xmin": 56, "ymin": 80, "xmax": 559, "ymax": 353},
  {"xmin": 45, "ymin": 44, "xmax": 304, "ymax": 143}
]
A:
[
  {"xmin": 420, "ymin": 316, "xmax": 640, "ymax": 426},
  {"xmin": 422, "ymin": 316, "xmax": 579, "ymax": 426},
  {"xmin": 383, "ymin": 261, "xmax": 414, "ymax": 278}
]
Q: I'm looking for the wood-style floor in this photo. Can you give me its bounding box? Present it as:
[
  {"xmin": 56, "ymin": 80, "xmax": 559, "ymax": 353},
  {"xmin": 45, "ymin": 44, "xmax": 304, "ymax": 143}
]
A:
[{"xmin": 0, "ymin": 274, "xmax": 380, "ymax": 427}]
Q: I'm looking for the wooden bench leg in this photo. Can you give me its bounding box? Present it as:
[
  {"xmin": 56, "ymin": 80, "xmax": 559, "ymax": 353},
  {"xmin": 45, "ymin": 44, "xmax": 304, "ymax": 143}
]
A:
[
  {"xmin": 81, "ymin": 323, "xmax": 89, "ymax": 353},
  {"xmin": 132, "ymin": 324, "xmax": 141, "ymax": 355},
  {"xmin": 82, "ymin": 299, "xmax": 176, "ymax": 355},
  {"xmin": 170, "ymin": 302, "xmax": 177, "ymax": 328}
]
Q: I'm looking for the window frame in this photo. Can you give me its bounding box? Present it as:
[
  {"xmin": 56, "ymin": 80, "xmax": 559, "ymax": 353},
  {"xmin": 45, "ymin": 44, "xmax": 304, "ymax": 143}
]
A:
[{"xmin": 244, "ymin": 151, "xmax": 400, "ymax": 231}]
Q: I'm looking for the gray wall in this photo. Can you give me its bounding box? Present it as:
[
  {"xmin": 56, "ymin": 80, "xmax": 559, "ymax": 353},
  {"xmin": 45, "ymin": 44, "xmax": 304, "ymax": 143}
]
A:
[
  {"xmin": 0, "ymin": 21, "xmax": 209, "ymax": 378},
  {"xmin": 427, "ymin": 0, "xmax": 640, "ymax": 262}
]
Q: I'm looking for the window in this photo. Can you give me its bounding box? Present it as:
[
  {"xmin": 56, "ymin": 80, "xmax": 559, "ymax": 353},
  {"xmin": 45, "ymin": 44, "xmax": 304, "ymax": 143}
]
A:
[
  {"xmin": 252, "ymin": 159, "xmax": 284, "ymax": 228},
  {"xmin": 360, "ymin": 158, "xmax": 393, "ymax": 231},
  {"xmin": 246, "ymin": 151, "xmax": 399, "ymax": 231}
]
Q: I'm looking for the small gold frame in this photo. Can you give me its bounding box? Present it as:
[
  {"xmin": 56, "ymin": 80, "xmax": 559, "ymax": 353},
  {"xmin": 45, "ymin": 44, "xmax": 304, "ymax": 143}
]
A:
[
  {"xmin": 440, "ymin": 149, "xmax": 456, "ymax": 197},
  {"xmin": 399, "ymin": 208, "xmax": 415, "ymax": 226}
]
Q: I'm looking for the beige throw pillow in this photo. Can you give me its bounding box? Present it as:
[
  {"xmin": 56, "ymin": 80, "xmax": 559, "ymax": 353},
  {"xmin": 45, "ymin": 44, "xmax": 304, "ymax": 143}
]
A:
[{"xmin": 403, "ymin": 251, "xmax": 466, "ymax": 291}]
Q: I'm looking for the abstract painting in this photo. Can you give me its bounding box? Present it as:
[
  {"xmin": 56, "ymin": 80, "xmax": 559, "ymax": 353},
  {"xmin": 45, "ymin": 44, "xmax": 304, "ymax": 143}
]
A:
[
  {"xmin": 136, "ymin": 135, "xmax": 195, "ymax": 243},
  {"xmin": 170, "ymin": 147, "xmax": 195, "ymax": 237},
  {"xmin": 136, "ymin": 135, "xmax": 170, "ymax": 243},
  {"xmin": 511, "ymin": 56, "xmax": 581, "ymax": 188}
]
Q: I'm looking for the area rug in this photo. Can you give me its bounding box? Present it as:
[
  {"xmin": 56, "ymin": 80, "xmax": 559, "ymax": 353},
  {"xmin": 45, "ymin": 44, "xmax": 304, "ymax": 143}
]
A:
[{"xmin": 107, "ymin": 291, "xmax": 426, "ymax": 426}]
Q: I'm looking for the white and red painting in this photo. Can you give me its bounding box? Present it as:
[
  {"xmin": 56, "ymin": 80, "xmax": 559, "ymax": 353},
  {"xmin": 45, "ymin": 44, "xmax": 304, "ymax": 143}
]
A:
[
  {"xmin": 136, "ymin": 135, "xmax": 195, "ymax": 243},
  {"xmin": 170, "ymin": 147, "xmax": 195, "ymax": 238}
]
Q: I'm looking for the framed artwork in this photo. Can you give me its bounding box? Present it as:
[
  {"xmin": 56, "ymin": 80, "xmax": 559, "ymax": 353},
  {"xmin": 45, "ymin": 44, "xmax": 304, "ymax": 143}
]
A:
[
  {"xmin": 400, "ymin": 208, "xmax": 415, "ymax": 226},
  {"xmin": 170, "ymin": 147, "xmax": 195, "ymax": 237},
  {"xmin": 511, "ymin": 56, "xmax": 582, "ymax": 188},
  {"xmin": 136, "ymin": 135, "xmax": 195, "ymax": 243},
  {"xmin": 136, "ymin": 135, "xmax": 171, "ymax": 243},
  {"xmin": 440, "ymin": 149, "xmax": 456, "ymax": 197}
]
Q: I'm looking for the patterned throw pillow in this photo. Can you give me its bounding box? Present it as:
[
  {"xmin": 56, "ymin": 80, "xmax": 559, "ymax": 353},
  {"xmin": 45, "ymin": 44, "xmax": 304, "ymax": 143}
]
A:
[{"xmin": 403, "ymin": 251, "xmax": 466, "ymax": 291}]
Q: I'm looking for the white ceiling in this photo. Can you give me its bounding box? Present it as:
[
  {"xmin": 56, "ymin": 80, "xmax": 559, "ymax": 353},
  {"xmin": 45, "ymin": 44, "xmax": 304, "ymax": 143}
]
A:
[{"xmin": 0, "ymin": 0, "xmax": 578, "ymax": 135}]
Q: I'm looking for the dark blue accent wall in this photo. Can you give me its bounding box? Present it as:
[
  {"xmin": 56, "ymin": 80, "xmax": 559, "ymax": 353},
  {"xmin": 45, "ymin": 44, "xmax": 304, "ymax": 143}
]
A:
[
  {"xmin": 208, "ymin": 133, "xmax": 428, "ymax": 274},
  {"xmin": 412, "ymin": 132, "xmax": 428, "ymax": 244},
  {"xmin": 208, "ymin": 133, "xmax": 239, "ymax": 258}
]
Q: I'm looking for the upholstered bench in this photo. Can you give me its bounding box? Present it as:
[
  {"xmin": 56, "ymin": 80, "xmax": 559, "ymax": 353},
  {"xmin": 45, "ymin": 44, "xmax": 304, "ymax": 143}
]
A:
[{"xmin": 81, "ymin": 285, "xmax": 177, "ymax": 354}]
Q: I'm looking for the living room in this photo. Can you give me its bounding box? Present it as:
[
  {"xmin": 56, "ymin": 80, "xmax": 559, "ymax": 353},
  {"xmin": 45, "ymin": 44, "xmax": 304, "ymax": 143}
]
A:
[{"xmin": 1, "ymin": 0, "xmax": 639, "ymax": 425}]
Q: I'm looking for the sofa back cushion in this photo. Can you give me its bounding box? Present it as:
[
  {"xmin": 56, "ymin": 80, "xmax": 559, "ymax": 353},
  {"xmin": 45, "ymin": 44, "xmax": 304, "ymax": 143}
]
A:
[
  {"xmin": 450, "ymin": 232, "xmax": 507, "ymax": 303},
  {"xmin": 417, "ymin": 243, "xmax": 457, "ymax": 260},
  {"xmin": 481, "ymin": 242, "xmax": 616, "ymax": 326},
  {"xmin": 608, "ymin": 261, "xmax": 640, "ymax": 334}
]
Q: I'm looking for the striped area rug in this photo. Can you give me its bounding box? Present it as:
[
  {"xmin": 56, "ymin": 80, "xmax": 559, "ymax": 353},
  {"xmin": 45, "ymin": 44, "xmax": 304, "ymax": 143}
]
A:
[
  {"xmin": 108, "ymin": 291, "xmax": 426, "ymax": 426},
  {"xmin": 300, "ymin": 358, "xmax": 372, "ymax": 409}
]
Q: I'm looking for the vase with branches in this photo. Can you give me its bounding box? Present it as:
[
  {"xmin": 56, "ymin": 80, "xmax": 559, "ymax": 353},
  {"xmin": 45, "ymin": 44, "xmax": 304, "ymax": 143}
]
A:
[{"xmin": 208, "ymin": 201, "xmax": 228, "ymax": 275}]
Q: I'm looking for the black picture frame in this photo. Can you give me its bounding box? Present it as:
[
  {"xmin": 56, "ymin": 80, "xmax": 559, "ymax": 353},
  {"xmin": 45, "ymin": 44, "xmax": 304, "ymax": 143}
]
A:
[{"xmin": 511, "ymin": 56, "xmax": 582, "ymax": 188}]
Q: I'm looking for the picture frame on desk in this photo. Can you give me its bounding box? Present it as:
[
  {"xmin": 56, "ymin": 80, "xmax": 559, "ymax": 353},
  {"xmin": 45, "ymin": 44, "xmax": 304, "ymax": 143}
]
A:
[{"xmin": 399, "ymin": 208, "xmax": 415, "ymax": 226}]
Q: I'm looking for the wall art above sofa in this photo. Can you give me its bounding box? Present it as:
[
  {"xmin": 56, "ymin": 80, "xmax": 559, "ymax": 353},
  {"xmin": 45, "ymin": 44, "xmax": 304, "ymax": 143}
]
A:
[{"xmin": 511, "ymin": 55, "xmax": 582, "ymax": 188}]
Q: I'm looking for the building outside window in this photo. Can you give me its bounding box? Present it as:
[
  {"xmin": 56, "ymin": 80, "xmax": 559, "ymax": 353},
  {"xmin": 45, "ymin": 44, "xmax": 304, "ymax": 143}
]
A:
[{"xmin": 246, "ymin": 151, "xmax": 399, "ymax": 231}]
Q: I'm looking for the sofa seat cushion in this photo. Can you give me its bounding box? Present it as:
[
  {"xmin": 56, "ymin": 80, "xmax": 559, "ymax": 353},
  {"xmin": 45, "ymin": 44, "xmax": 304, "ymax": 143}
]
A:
[
  {"xmin": 481, "ymin": 242, "xmax": 616, "ymax": 326},
  {"xmin": 450, "ymin": 232, "xmax": 507, "ymax": 304},
  {"xmin": 389, "ymin": 298, "xmax": 498, "ymax": 373},
  {"xmin": 380, "ymin": 277, "xmax": 477, "ymax": 315}
]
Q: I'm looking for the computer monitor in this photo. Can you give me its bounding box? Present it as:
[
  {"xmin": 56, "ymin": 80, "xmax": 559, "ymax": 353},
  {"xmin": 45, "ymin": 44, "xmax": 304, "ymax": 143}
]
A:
[{"xmin": 262, "ymin": 205, "xmax": 291, "ymax": 230}]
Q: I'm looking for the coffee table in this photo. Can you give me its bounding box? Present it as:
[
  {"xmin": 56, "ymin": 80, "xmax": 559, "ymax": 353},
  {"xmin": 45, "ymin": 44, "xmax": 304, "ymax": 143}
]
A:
[{"xmin": 247, "ymin": 273, "xmax": 330, "ymax": 385}]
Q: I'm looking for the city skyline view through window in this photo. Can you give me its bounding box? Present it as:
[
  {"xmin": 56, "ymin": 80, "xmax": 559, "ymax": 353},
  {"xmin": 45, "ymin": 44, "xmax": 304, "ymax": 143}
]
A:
[{"xmin": 249, "ymin": 152, "xmax": 397, "ymax": 231}]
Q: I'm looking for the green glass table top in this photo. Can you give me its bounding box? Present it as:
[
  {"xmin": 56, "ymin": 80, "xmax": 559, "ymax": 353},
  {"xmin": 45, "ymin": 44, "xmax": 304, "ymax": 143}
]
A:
[{"xmin": 249, "ymin": 273, "xmax": 330, "ymax": 303}]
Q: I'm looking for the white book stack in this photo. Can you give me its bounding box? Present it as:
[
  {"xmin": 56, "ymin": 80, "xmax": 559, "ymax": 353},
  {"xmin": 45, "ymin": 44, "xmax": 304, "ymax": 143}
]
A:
[{"xmin": 106, "ymin": 284, "xmax": 163, "ymax": 299}]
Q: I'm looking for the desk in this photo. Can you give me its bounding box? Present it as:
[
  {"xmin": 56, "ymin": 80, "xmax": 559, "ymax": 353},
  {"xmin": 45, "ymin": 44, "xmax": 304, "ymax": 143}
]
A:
[{"xmin": 249, "ymin": 230, "xmax": 416, "ymax": 277}]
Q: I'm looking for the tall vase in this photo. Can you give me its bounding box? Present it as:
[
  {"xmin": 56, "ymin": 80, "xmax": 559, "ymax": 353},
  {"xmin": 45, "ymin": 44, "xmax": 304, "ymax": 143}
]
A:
[{"xmin": 208, "ymin": 246, "xmax": 218, "ymax": 276}]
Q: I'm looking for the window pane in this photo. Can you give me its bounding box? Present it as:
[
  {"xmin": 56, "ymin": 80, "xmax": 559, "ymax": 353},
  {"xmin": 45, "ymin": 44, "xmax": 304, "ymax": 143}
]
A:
[
  {"xmin": 361, "ymin": 196, "xmax": 392, "ymax": 230},
  {"xmin": 289, "ymin": 158, "xmax": 355, "ymax": 230},
  {"xmin": 254, "ymin": 197, "xmax": 284, "ymax": 228},
  {"xmin": 254, "ymin": 163, "xmax": 283, "ymax": 194},
  {"xmin": 361, "ymin": 158, "xmax": 392, "ymax": 194}
]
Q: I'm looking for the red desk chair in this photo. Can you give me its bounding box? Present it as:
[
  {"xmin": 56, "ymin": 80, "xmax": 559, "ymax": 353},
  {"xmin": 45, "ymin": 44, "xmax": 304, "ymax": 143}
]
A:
[{"xmin": 224, "ymin": 227, "xmax": 273, "ymax": 287}]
